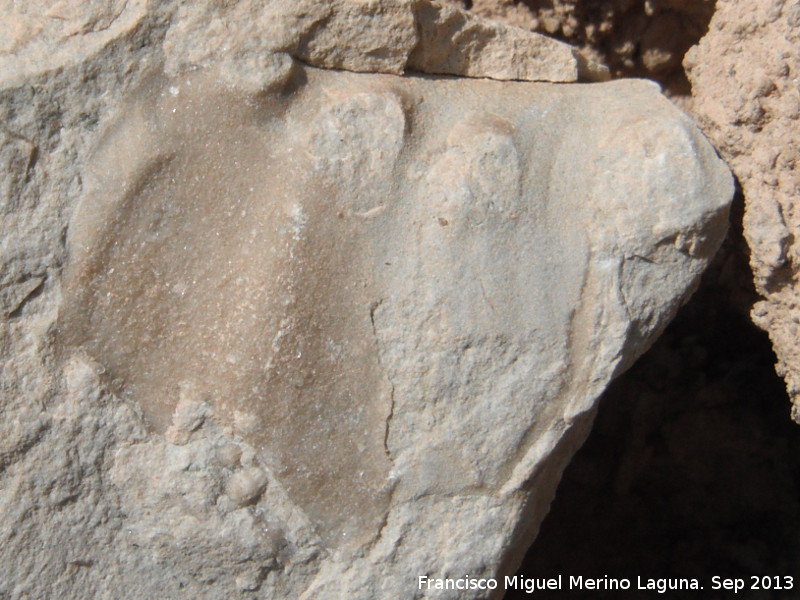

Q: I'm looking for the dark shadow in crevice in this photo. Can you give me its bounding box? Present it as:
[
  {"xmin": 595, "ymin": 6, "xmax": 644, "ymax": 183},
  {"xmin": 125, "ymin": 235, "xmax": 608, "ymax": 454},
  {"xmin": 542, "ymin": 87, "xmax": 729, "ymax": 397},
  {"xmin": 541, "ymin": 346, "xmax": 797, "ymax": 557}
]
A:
[
  {"xmin": 507, "ymin": 186, "xmax": 800, "ymax": 599},
  {"xmin": 511, "ymin": 0, "xmax": 717, "ymax": 97}
]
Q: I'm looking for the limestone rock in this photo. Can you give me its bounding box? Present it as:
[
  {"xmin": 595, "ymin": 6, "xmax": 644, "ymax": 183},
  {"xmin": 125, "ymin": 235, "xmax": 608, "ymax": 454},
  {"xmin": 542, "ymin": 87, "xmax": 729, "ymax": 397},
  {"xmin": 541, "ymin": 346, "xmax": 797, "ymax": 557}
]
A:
[
  {"xmin": 166, "ymin": 0, "xmax": 588, "ymax": 82},
  {"xmin": 408, "ymin": 0, "xmax": 581, "ymax": 81},
  {"xmin": 685, "ymin": 0, "xmax": 800, "ymax": 418},
  {"xmin": 0, "ymin": 1, "xmax": 731, "ymax": 598}
]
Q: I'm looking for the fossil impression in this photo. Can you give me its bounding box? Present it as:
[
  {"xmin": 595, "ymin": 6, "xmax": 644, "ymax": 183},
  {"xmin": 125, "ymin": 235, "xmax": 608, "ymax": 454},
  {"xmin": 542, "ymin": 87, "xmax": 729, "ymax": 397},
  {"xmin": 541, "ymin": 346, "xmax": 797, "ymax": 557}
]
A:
[{"xmin": 58, "ymin": 62, "xmax": 732, "ymax": 551}]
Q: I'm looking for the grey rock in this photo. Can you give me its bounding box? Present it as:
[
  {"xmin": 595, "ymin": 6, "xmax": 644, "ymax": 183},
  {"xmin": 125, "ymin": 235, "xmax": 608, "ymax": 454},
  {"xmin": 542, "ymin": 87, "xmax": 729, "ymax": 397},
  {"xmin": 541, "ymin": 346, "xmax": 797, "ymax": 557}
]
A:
[{"xmin": 0, "ymin": 1, "xmax": 731, "ymax": 599}]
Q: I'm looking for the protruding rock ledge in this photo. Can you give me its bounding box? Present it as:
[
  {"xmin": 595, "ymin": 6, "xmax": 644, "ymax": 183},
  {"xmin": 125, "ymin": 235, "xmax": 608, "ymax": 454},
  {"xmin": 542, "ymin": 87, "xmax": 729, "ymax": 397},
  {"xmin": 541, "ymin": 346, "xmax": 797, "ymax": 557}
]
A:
[{"xmin": 165, "ymin": 0, "xmax": 589, "ymax": 82}]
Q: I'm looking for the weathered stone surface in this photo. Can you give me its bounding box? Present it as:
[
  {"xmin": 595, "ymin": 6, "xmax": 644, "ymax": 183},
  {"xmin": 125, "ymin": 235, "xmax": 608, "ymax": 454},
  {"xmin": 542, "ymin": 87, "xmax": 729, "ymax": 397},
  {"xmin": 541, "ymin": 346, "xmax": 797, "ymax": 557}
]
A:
[
  {"xmin": 685, "ymin": 0, "xmax": 800, "ymax": 419},
  {"xmin": 408, "ymin": 0, "xmax": 581, "ymax": 81},
  {"xmin": 1, "ymin": 0, "xmax": 585, "ymax": 88},
  {"xmin": 1, "ymin": 1, "xmax": 731, "ymax": 599},
  {"xmin": 445, "ymin": 0, "xmax": 715, "ymax": 92},
  {"xmin": 162, "ymin": 0, "xmax": 585, "ymax": 83}
]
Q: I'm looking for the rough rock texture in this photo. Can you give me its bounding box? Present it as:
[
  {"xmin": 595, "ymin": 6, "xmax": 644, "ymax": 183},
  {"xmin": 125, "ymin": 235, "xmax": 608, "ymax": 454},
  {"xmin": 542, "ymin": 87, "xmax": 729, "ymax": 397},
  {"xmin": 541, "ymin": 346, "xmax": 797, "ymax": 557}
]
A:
[
  {"xmin": 0, "ymin": 1, "xmax": 732, "ymax": 598},
  {"xmin": 408, "ymin": 0, "xmax": 587, "ymax": 80},
  {"xmin": 684, "ymin": 0, "xmax": 800, "ymax": 419},
  {"xmin": 446, "ymin": 0, "xmax": 716, "ymax": 94},
  {"xmin": 162, "ymin": 0, "xmax": 587, "ymax": 83}
]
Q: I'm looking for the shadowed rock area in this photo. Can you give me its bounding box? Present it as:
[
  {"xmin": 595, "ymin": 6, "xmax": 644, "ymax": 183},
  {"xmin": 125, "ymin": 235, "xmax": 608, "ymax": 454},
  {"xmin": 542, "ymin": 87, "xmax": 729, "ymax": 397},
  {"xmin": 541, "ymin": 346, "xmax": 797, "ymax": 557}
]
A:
[{"xmin": 511, "ymin": 208, "xmax": 800, "ymax": 599}]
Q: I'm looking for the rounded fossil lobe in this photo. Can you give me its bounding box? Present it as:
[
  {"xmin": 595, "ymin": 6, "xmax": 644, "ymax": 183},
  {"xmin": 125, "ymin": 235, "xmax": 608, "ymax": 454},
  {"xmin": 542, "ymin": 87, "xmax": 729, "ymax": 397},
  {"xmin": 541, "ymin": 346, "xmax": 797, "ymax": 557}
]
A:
[{"xmin": 58, "ymin": 66, "xmax": 401, "ymax": 548}]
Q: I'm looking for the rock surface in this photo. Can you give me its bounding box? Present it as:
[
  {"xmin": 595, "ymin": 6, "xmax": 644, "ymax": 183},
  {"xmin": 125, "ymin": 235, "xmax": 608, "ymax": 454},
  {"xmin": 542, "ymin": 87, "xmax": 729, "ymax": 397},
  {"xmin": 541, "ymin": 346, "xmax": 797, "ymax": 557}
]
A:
[
  {"xmin": 444, "ymin": 0, "xmax": 716, "ymax": 93},
  {"xmin": 684, "ymin": 0, "xmax": 800, "ymax": 419},
  {"xmin": 456, "ymin": 0, "xmax": 800, "ymax": 424},
  {"xmin": 1, "ymin": 1, "xmax": 731, "ymax": 598},
  {"xmin": 162, "ymin": 0, "xmax": 588, "ymax": 83}
]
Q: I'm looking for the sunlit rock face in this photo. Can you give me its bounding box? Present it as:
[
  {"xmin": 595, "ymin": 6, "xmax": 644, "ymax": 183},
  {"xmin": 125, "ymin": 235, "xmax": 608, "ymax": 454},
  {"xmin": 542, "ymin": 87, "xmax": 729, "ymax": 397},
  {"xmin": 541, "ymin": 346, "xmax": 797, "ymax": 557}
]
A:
[
  {"xmin": 0, "ymin": 2, "xmax": 732, "ymax": 596},
  {"xmin": 58, "ymin": 60, "xmax": 732, "ymax": 563}
]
